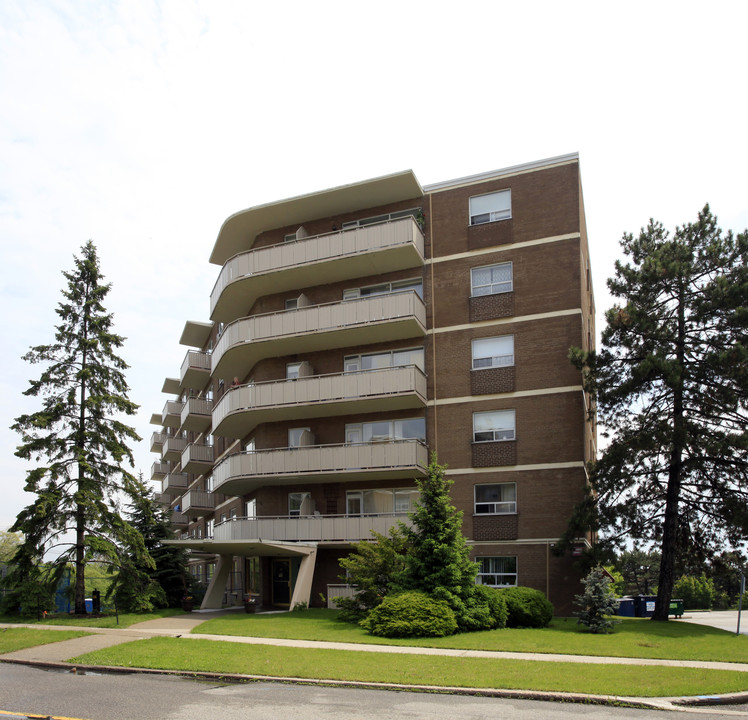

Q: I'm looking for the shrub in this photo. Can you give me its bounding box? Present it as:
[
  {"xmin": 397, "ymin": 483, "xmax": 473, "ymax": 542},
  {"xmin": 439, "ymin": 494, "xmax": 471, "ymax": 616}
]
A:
[
  {"xmin": 575, "ymin": 566, "xmax": 620, "ymax": 634},
  {"xmin": 472, "ymin": 584, "xmax": 508, "ymax": 629},
  {"xmin": 674, "ymin": 574, "xmax": 717, "ymax": 610},
  {"xmin": 359, "ymin": 591, "xmax": 457, "ymax": 638},
  {"xmin": 501, "ymin": 586, "xmax": 553, "ymax": 628}
]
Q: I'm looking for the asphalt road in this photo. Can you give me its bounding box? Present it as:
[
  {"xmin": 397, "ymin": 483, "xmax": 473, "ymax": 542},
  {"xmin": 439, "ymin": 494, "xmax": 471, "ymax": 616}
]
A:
[{"xmin": 1, "ymin": 663, "xmax": 745, "ymax": 720}]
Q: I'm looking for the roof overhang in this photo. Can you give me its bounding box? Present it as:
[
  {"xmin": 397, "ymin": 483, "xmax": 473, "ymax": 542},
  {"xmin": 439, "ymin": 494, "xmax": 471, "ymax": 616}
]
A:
[
  {"xmin": 180, "ymin": 320, "xmax": 213, "ymax": 348},
  {"xmin": 164, "ymin": 539, "xmax": 317, "ymax": 557},
  {"xmin": 209, "ymin": 170, "xmax": 423, "ymax": 265}
]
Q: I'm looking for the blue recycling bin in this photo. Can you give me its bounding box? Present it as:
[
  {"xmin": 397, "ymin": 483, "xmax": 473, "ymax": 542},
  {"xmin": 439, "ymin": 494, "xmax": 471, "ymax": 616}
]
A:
[
  {"xmin": 84, "ymin": 598, "xmax": 93, "ymax": 613},
  {"xmin": 616, "ymin": 597, "xmax": 636, "ymax": 617},
  {"xmin": 634, "ymin": 595, "xmax": 657, "ymax": 617}
]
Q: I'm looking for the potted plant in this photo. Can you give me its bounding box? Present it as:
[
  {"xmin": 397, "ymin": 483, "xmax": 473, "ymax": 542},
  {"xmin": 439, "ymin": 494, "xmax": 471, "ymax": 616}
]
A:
[
  {"xmin": 181, "ymin": 595, "xmax": 194, "ymax": 612},
  {"xmin": 244, "ymin": 595, "xmax": 257, "ymax": 613}
]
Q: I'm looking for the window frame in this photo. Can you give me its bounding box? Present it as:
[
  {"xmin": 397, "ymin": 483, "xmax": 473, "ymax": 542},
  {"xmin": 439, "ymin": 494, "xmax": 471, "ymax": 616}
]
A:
[
  {"xmin": 474, "ymin": 482, "xmax": 517, "ymax": 515},
  {"xmin": 476, "ymin": 556, "xmax": 518, "ymax": 587},
  {"xmin": 469, "ymin": 189, "xmax": 511, "ymax": 226},
  {"xmin": 471, "ymin": 335, "xmax": 514, "ymax": 370},
  {"xmin": 473, "ymin": 409, "xmax": 516, "ymax": 443},
  {"xmin": 471, "ymin": 262, "xmax": 513, "ymax": 297}
]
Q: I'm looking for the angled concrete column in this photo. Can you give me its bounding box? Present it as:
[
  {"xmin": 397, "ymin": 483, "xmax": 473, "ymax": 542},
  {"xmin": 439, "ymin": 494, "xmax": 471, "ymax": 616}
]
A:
[
  {"xmin": 289, "ymin": 547, "xmax": 317, "ymax": 608},
  {"xmin": 200, "ymin": 553, "xmax": 233, "ymax": 609}
]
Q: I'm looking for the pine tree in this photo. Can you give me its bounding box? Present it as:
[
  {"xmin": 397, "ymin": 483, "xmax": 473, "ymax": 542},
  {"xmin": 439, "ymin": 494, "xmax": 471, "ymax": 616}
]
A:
[
  {"xmin": 10, "ymin": 240, "xmax": 145, "ymax": 615},
  {"xmin": 570, "ymin": 206, "xmax": 747, "ymax": 621},
  {"xmin": 575, "ymin": 566, "xmax": 620, "ymax": 633}
]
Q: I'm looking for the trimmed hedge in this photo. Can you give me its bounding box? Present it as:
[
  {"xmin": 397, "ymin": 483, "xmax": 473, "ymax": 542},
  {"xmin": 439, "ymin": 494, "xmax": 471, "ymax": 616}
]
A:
[
  {"xmin": 473, "ymin": 584, "xmax": 508, "ymax": 629},
  {"xmin": 501, "ymin": 586, "xmax": 553, "ymax": 628},
  {"xmin": 360, "ymin": 591, "xmax": 458, "ymax": 638}
]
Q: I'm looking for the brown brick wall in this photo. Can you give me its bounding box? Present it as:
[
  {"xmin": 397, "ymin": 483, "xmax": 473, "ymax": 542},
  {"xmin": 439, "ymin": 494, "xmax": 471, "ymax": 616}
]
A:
[
  {"xmin": 472, "ymin": 440, "xmax": 517, "ymax": 467},
  {"xmin": 470, "ymin": 366, "xmax": 515, "ymax": 395},
  {"xmin": 469, "ymin": 292, "xmax": 515, "ymax": 322},
  {"xmin": 473, "ymin": 514, "xmax": 518, "ymax": 541}
]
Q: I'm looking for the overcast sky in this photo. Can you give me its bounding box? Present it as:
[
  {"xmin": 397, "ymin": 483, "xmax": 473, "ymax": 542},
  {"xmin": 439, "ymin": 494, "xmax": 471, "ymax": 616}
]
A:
[{"xmin": 1, "ymin": 0, "xmax": 746, "ymax": 533}]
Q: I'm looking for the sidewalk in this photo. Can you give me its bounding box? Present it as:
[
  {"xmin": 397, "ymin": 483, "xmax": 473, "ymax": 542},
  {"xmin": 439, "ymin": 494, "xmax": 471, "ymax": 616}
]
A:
[{"xmin": 2, "ymin": 613, "xmax": 748, "ymax": 711}]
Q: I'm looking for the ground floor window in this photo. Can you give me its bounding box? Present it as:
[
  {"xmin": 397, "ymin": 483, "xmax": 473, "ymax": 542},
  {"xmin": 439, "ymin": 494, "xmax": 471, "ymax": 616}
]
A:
[{"xmin": 476, "ymin": 556, "xmax": 517, "ymax": 587}]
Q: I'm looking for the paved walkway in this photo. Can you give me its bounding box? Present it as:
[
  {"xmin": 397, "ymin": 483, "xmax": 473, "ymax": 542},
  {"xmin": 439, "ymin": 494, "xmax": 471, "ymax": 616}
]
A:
[{"xmin": 2, "ymin": 611, "xmax": 748, "ymax": 712}]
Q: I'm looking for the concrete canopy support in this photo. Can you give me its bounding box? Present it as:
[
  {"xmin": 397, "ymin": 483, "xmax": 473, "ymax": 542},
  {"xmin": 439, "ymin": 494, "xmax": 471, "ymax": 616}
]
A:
[
  {"xmin": 290, "ymin": 547, "xmax": 317, "ymax": 608},
  {"xmin": 201, "ymin": 554, "xmax": 233, "ymax": 610}
]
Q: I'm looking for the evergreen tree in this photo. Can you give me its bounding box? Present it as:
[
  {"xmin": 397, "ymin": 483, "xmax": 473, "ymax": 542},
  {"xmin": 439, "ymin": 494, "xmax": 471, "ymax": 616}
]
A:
[
  {"xmin": 9, "ymin": 240, "xmax": 145, "ymax": 615},
  {"xmin": 396, "ymin": 455, "xmax": 482, "ymax": 629},
  {"xmin": 110, "ymin": 473, "xmax": 191, "ymax": 611},
  {"xmin": 570, "ymin": 206, "xmax": 747, "ymax": 621},
  {"xmin": 575, "ymin": 566, "xmax": 620, "ymax": 633}
]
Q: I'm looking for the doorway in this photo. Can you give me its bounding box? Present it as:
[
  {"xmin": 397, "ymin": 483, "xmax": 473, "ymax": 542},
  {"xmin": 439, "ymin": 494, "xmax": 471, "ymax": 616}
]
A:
[{"xmin": 271, "ymin": 558, "xmax": 291, "ymax": 607}]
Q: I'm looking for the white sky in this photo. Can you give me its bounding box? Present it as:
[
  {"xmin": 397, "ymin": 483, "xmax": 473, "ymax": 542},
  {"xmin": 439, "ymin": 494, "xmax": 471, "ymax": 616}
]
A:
[{"xmin": 1, "ymin": 0, "xmax": 746, "ymax": 532}]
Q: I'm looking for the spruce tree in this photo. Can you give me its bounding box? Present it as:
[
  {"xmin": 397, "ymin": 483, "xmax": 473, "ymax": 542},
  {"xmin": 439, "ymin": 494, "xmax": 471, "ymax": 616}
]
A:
[
  {"xmin": 10, "ymin": 240, "xmax": 145, "ymax": 615},
  {"xmin": 570, "ymin": 206, "xmax": 747, "ymax": 621}
]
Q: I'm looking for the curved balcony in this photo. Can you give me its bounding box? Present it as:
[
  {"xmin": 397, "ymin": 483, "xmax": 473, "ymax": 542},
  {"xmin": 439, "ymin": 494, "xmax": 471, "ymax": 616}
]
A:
[
  {"xmin": 212, "ymin": 366, "xmax": 427, "ymax": 439},
  {"xmin": 213, "ymin": 512, "xmax": 412, "ymax": 544},
  {"xmin": 180, "ymin": 396, "xmax": 213, "ymax": 433},
  {"xmin": 180, "ymin": 350, "xmax": 211, "ymax": 391},
  {"xmin": 212, "ymin": 291, "xmax": 426, "ymax": 382},
  {"xmin": 162, "ymin": 471, "xmax": 188, "ymax": 496},
  {"xmin": 210, "ymin": 217, "xmax": 425, "ymax": 323},
  {"xmin": 181, "ymin": 442, "xmax": 214, "ymax": 475},
  {"xmin": 213, "ymin": 439, "xmax": 428, "ymax": 497},
  {"xmin": 162, "ymin": 436, "xmax": 187, "ymax": 462},
  {"xmin": 182, "ymin": 489, "xmax": 216, "ymax": 519}
]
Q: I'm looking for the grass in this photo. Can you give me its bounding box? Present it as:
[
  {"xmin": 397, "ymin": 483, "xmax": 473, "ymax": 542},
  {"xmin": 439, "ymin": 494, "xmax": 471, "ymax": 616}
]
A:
[
  {"xmin": 71, "ymin": 636, "xmax": 748, "ymax": 698},
  {"xmin": 194, "ymin": 609, "xmax": 748, "ymax": 664},
  {"xmin": 0, "ymin": 628, "xmax": 89, "ymax": 654},
  {"xmin": 0, "ymin": 607, "xmax": 184, "ymax": 629}
]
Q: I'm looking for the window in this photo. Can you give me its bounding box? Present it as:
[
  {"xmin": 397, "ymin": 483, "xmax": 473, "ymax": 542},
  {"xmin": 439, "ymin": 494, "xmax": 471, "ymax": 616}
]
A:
[
  {"xmin": 285, "ymin": 297, "xmax": 298, "ymax": 310},
  {"xmin": 246, "ymin": 498, "xmax": 256, "ymax": 518},
  {"xmin": 286, "ymin": 362, "xmax": 302, "ymax": 380},
  {"xmin": 288, "ymin": 427, "xmax": 311, "ymax": 447},
  {"xmin": 469, "ymin": 189, "xmax": 511, "ymax": 225},
  {"xmin": 345, "ymin": 417, "xmax": 425, "ymax": 444},
  {"xmin": 345, "ymin": 347, "xmax": 425, "ymax": 373},
  {"xmin": 206, "ymin": 518, "xmax": 214, "ymax": 538},
  {"xmin": 472, "ymin": 336, "xmax": 514, "ymax": 369},
  {"xmin": 346, "ymin": 488, "xmax": 419, "ymax": 515},
  {"xmin": 343, "ymin": 278, "xmax": 423, "ymax": 301},
  {"xmin": 230, "ymin": 508, "xmax": 237, "ymax": 521},
  {"xmin": 476, "ymin": 557, "xmax": 517, "ymax": 587},
  {"xmin": 471, "ymin": 262, "xmax": 512, "ymax": 296},
  {"xmin": 289, "ymin": 492, "xmax": 311, "ymax": 517},
  {"xmin": 284, "ymin": 232, "xmax": 296, "ymax": 242},
  {"xmin": 475, "ymin": 483, "xmax": 516, "ymax": 514},
  {"xmin": 473, "ymin": 409, "xmax": 515, "ymax": 442},
  {"xmin": 342, "ymin": 207, "xmax": 421, "ymax": 229}
]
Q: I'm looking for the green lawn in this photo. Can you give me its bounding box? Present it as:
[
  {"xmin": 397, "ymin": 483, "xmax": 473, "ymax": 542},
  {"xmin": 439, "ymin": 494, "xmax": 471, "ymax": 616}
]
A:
[
  {"xmin": 194, "ymin": 609, "xmax": 748, "ymax": 664},
  {"xmin": 0, "ymin": 608, "xmax": 184, "ymax": 629},
  {"xmin": 70, "ymin": 636, "xmax": 748, "ymax": 698},
  {"xmin": 0, "ymin": 628, "xmax": 89, "ymax": 654}
]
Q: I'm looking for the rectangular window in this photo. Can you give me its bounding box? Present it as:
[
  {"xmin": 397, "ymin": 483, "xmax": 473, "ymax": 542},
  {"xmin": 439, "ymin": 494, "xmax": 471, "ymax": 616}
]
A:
[
  {"xmin": 342, "ymin": 207, "xmax": 421, "ymax": 229},
  {"xmin": 246, "ymin": 498, "xmax": 256, "ymax": 518},
  {"xmin": 206, "ymin": 518, "xmax": 214, "ymax": 537},
  {"xmin": 346, "ymin": 417, "xmax": 426, "ymax": 444},
  {"xmin": 345, "ymin": 347, "xmax": 425, "ymax": 373},
  {"xmin": 346, "ymin": 488, "xmax": 419, "ymax": 515},
  {"xmin": 473, "ymin": 409, "xmax": 515, "ymax": 442},
  {"xmin": 286, "ymin": 362, "xmax": 302, "ymax": 379},
  {"xmin": 476, "ymin": 557, "xmax": 517, "ymax": 587},
  {"xmin": 343, "ymin": 278, "xmax": 423, "ymax": 301},
  {"xmin": 471, "ymin": 262, "xmax": 513, "ymax": 296},
  {"xmin": 469, "ymin": 189, "xmax": 511, "ymax": 225},
  {"xmin": 289, "ymin": 492, "xmax": 311, "ymax": 517},
  {"xmin": 230, "ymin": 508, "xmax": 237, "ymax": 521},
  {"xmin": 288, "ymin": 427, "xmax": 311, "ymax": 447},
  {"xmin": 475, "ymin": 483, "xmax": 516, "ymax": 514},
  {"xmin": 472, "ymin": 336, "xmax": 514, "ymax": 369}
]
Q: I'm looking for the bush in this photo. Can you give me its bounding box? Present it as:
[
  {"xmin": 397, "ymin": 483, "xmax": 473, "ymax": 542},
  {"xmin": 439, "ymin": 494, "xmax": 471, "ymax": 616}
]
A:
[
  {"xmin": 472, "ymin": 584, "xmax": 508, "ymax": 629},
  {"xmin": 674, "ymin": 574, "xmax": 717, "ymax": 610},
  {"xmin": 575, "ymin": 566, "xmax": 620, "ymax": 634},
  {"xmin": 359, "ymin": 591, "xmax": 457, "ymax": 638},
  {"xmin": 501, "ymin": 586, "xmax": 553, "ymax": 628}
]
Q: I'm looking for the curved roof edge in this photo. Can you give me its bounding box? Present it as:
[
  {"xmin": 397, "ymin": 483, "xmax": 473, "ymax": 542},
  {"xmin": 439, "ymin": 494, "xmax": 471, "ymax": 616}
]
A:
[{"xmin": 209, "ymin": 170, "xmax": 423, "ymax": 266}]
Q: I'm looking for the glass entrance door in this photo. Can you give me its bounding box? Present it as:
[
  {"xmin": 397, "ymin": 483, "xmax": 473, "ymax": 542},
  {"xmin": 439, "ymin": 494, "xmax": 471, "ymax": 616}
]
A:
[{"xmin": 271, "ymin": 558, "xmax": 291, "ymax": 607}]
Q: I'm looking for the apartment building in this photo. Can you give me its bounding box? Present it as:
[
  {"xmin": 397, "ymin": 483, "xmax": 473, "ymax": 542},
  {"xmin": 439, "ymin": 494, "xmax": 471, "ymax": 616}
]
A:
[{"xmin": 150, "ymin": 152, "xmax": 596, "ymax": 615}]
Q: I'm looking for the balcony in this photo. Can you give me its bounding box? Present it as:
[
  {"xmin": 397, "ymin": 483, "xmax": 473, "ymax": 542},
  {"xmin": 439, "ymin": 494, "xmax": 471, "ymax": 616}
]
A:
[
  {"xmin": 213, "ymin": 366, "xmax": 427, "ymax": 439},
  {"xmin": 210, "ymin": 217, "xmax": 425, "ymax": 323},
  {"xmin": 213, "ymin": 439, "xmax": 428, "ymax": 497},
  {"xmin": 182, "ymin": 490, "xmax": 216, "ymax": 519},
  {"xmin": 151, "ymin": 461, "xmax": 169, "ymax": 480},
  {"xmin": 162, "ymin": 436, "xmax": 188, "ymax": 462},
  {"xmin": 181, "ymin": 443, "xmax": 214, "ymax": 475},
  {"xmin": 213, "ymin": 512, "xmax": 412, "ymax": 544},
  {"xmin": 170, "ymin": 512, "xmax": 189, "ymax": 527},
  {"xmin": 155, "ymin": 492, "xmax": 172, "ymax": 505},
  {"xmin": 180, "ymin": 350, "xmax": 211, "ymax": 390},
  {"xmin": 212, "ymin": 291, "xmax": 426, "ymax": 381},
  {"xmin": 162, "ymin": 472, "xmax": 189, "ymax": 496},
  {"xmin": 180, "ymin": 396, "xmax": 213, "ymax": 433},
  {"xmin": 150, "ymin": 432, "xmax": 167, "ymax": 453},
  {"xmin": 162, "ymin": 400, "xmax": 185, "ymax": 429}
]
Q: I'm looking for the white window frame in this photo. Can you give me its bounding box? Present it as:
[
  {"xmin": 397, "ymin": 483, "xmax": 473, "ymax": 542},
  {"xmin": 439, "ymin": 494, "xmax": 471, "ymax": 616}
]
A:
[
  {"xmin": 469, "ymin": 189, "xmax": 511, "ymax": 226},
  {"xmin": 471, "ymin": 262, "xmax": 513, "ymax": 297},
  {"xmin": 341, "ymin": 207, "xmax": 421, "ymax": 229},
  {"xmin": 345, "ymin": 417, "xmax": 425, "ymax": 444},
  {"xmin": 289, "ymin": 491, "xmax": 311, "ymax": 517},
  {"xmin": 345, "ymin": 488, "xmax": 419, "ymax": 516},
  {"xmin": 286, "ymin": 362, "xmax": 302, "ymax": 380},
  {"xmin": 246, "ymin": 498, "xmax": 256, "ymax": 518},
  {"xmin": 476, "ymin": 556, "xmax": 518, "ymax": 587},
  {"xmin": 343, "ymin": 277, "xmax": 423, "ymax": 301},
  {"xmin": 472, "ymin": 335, "xmax": 514, "ymax": 369},
  {"xmin": 473, "ymin": 409, "xmax": 516, "ymax": 442},
  {"xmin": 288, "ymin": 427, "xmax": 311, "ymax": 448},
  {"xmin": 474, "ymin": 483, "xmax": 517, "ymax": 514},
  {"xmin": 344, "ymin": 347, "xmax": 425, "ymax": 373}
]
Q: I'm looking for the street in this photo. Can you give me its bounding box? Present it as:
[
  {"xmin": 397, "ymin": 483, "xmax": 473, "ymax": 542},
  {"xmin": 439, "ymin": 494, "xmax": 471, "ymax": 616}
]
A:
[{"xmin": 1, "ymin": 663, "xmax": 745, "ymax": 720}]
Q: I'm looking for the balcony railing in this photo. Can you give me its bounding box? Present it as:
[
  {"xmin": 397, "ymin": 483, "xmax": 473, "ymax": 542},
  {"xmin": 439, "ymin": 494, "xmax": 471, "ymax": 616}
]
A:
[
  {"xmin": 151, "ymin": 461, "xmax": 169, "ymax": 480},
  {"xmin": 181, "ymin": 443, "xmax": 214, "ymax": 475},
  {"xmin": 212, "ymin": 366, "xmax": 427, "ymax": 438},
  {"xmin": 210, "ymin": 217, "xmax": 425, "ymax": 323},
  {"xmin": 180, "ymin": 350, "xmax": 211, "ymax": 390},
  {"xmin": 170, "ymin": 512, "xmax": 189, "ymax": 527},
  {"xmin": 161, "ymin": 436, "xmax": 188, "ymax": 462},
  {"xmin": 182, "ymin": 490, "xmax": 216, "ymax": 518},
  {"xmin": 213, "ymin": 439, "xmax": 428, "ymax": 497},
  {"xmin": 212, "ymin": 291, "xmax": 426, "ymax": 381},
  {"xmin": 180, "ymin": 396, "xmax": 213, "ymax": 433},
  {"xmin": 213, "ymin": 512, "xmax": 412, "ymax": 544},
  {"xmin": 150, "ymin": 432, "xmax": 167, "ymax": 453},
  {"xmin": 162, "ymin": 472, "xmax": 189, "ymax": 496},
  {"xmin": 162, "ymin": 400, "xmax": 185, "ymax": 428}
]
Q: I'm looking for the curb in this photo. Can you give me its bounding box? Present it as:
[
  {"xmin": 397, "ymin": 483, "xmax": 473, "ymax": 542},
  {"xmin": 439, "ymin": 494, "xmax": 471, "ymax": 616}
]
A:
[{"xmin": 3, "ymin": 656, "xmax": 743, "ymax": 712}]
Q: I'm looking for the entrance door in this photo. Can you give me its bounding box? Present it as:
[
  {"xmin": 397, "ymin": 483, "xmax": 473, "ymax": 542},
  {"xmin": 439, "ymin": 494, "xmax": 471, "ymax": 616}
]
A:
[{"xmin": 271, "ymin": 558, "xmax": 291, "ymax": 607}]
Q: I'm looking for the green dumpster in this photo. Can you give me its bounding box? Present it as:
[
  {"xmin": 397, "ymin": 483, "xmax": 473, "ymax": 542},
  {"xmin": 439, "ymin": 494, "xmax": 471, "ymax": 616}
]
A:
[{"xmin": 669, "ymin": 599, "xmax": 684, "ymax": 618}]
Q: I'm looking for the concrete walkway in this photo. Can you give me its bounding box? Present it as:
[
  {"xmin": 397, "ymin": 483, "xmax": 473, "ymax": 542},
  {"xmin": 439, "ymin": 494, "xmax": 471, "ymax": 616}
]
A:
[{"xmin": 2, "ymin": 611, "xmax": 748, "ymax": 712}]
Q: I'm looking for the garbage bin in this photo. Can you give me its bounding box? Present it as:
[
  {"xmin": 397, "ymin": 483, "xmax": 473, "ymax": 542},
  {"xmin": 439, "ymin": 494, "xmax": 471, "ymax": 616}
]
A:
[
  {"xmin": 84, "ymin": 598, "xmax": 93, "ymax": 614},
  {"xmin": 616, "ymin": 597, "xmax": 636, "ymax": 617},
  {"xmin": 669, "ymin": 598, "xmax": 684, "ymax": 618},
  {"xmin": 634, "ymin": 595, "xmax": 657, "ymax": 617}
]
